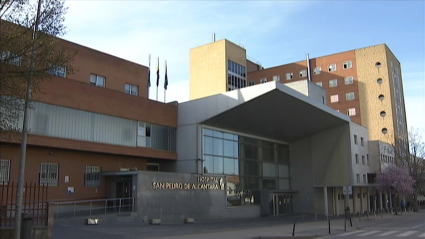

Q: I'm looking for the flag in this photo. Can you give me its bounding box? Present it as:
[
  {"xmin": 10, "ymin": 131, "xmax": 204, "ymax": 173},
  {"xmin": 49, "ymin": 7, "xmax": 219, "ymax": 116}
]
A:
[
  {"xmin": 147, "ymin": 55, "xmax": 151, "ymax": 88},
  {"xmin": 156, "ymin": 58, "xmax": 159, "ymax": 87},
  {"xmin": 164, "ymin": 62, "xmax": 168, "ymax": 90}
]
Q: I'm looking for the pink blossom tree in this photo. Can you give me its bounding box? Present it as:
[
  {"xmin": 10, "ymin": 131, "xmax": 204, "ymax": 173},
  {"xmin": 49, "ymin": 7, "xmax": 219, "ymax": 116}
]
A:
[
  {"xmin": 376, "ymin": 165, "xmax": 415, "ymax": 213},
  {"xmin": 376, "ymin": 165, "xmax": 415, "ymax": 197}
]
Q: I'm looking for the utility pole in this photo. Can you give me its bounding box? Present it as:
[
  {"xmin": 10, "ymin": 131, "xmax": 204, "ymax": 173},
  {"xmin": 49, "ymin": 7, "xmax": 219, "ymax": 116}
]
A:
[{"xmin": 14, "ymin": 1, "xmax": 42, "ymax": 238}]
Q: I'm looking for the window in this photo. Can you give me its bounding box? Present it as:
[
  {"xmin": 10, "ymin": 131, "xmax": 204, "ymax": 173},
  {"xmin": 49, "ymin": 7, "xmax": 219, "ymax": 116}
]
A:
[
  {"xmin": 313, "ymin": 67, "xmax": 321, "ymax": 75},
  {"xmin": 299, "ymin": 70, "xmax": 307, "ymax": 78},
  {"xmin": 272, "ymin": 75, "xmax": 280, "ymax": 82},
  {"xmin": 330, "ymin": 94, "xmax": 339, "ymax": 103},
  {"xmin": 137, "ymin": 121, "xmax": 151, "ymax": 147},
  {"xmin": 147, "ymin": 164, "xmax": 160, "ymax": 171},
  {"xmin": 260, "ymin": 78, "xmax": 267, "ymax": 83},
  {"xmin": 316, "ymin": 82, "xmax": 322, "ymax": 87},
  {"xmin": 0, "ymin": 159, "xmax": 10, "ymax": 184},
  {"xmin": 355, "ymin": 154, "xmax": 359, "ymax": 164},
  {"xmin": 377, "ymin": 78, "xmax": 383, "ymax": 84},
  {"xmin": 378, "ymin": 94, "xmax": 384, "ymax": 101},
  {"xmin": 356, "ymin": 174, "xmax": 360, "ymax": 183},
  {"xmin": 329, "ymin": 79, "xmax": 338, "ymax": 87},
  {"xmin": 360, "ymin": 137, "xmax": 364, "ymax": 146},
  {"xmin": 382, "ymin": 128, "xmax": 388, "ymax": 134},
  {"xmin": 346, "ymin": 92, "xmax": 355, "ymax": 101},
  {"xmin": 343, "ymin": 61, "xmax": 352, "ymax": 69},
  {"xmin": 328, "ymin": 64, "xmax": 336, "ymax": 72},
  {"xmin": 48, "ymin": 65, "xmax": 67, "ymax": 78},
  {"xmin": 286, "ymin": 73, "xmax": 293, "ymax": 80},
  {"xmin": 362, "ymin": 155, "xmax": 365, "ymax": 165},
  {"xmin": 39, "ymin": 163, "xmax": 58, "ymax": 186},
  {"xmin": 354, "ymin": 135, "xmax": 358, "ymax": 144},
  {"xmin": 248, "ymin": 80, "xmax": 255, "ymax": 86},
  {"xmin": 347, "ymin": 108, "xmax": 356, "ymax": 116},
  {"xmin": 363, "ymin": 174, "xmax": 366, "ymax": 183},
  {"xmin": 90, "ymin": 74, "xmax": 105, "ymax": 87},
  {"xmin": 227, "ymin": 60, "xmax": 246, "ymax": 90},
  {"xmin": 125, "ymin": 83, "xmax": 138, "ymax": 95},
  {"xmin": 0, "ymin": 51, "xmax": 22, "ymax": 66},
  {"xmin": 84, "ymin": 166, "xmax": 101, "ymax": 187},
  {"xmin": 344, "ymin": 76, "xmax": 354, "ymax": 85}
]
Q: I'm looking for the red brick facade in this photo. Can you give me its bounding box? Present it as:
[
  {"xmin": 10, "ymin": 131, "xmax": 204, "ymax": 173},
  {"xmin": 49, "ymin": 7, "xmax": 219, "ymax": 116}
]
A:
[
  {"xmin": 247, "ymin": 50, "xmax": 361, "ymax": 125},
  {"xmin": 0, "ymin": 36, "xmax": 178, "ymax": 201}
]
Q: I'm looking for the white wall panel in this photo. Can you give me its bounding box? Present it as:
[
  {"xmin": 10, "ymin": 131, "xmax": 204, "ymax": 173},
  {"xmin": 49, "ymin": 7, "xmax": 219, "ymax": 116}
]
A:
[{"xmin": 30, "ymin": 102, "xmax": 137, "ymax": 147}]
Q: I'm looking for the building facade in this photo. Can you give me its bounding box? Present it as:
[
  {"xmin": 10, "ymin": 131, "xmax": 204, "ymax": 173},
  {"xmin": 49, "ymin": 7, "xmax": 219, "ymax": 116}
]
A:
[
  {"xmin": 1, "ymin": 31, "xmax": 407, "ymax": 222},
  {"xmin": 1, "ymin": 36, "xmax": 178, "ymax": 201},
  {"xmin": 190, "ymin": 40, "xmax": 409, "ymax": 152}
]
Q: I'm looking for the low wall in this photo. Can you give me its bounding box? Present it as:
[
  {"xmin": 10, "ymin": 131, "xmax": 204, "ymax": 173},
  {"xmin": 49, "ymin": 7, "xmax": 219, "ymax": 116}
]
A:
[
  {"xmin": 136, "ymin": 172, "xmax": 260, "ymax": 223},
  {"xmin": 0, "ymin": 227, "xmax": 48, "ymax": 239}
]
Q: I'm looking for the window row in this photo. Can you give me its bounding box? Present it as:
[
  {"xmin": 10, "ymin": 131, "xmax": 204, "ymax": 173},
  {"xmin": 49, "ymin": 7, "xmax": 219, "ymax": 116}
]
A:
[
  {"xmin": 337, "ymin": 192, "xmax": 368, "ymax": 200},
  {"xmin": 0, "ymin": 160, "xmax": 100, "ymax": 187},
  {"xmin": 203, "ymin": 129, "xmax": 290, "ymax": 163},
  {"xmin": 227, "ymin": 60, "xmax": 246, "ymax": 77},
  {"xmin": 9, "ymin": 101, "xmax": 176, "ymax": 152},
  {"xmin": 90, "ymin": 73, "xmax": 139, "ymax": 96},
  {"xmin": 316, "ymin": 76, "xmax": 354, "ymax": 88},
  {"xmin": 332, "ymin": 108, "xmax": 358, "ymax": 116},
  {"xmin": 356, "ymin": 173, "xmax": 368, "ymax": 184},
  {"xmin": 353, "ymin": 135, "xmax": 365, "ymax": 146},
  {"xmin": 329, "ymin": 92, "xmax": 356, "ymax": 103},
  {"xmin": 354, "ymin": 154, "xmax": 369, "ymax": 165},
  {"xmin": 1, "ymin": 50, "xmax": 68, "ymax": 77},
  {"xmin": 314, "ymin": 61, "xmax": 353, "ymax": 74},
  {"xmin": 380, "ymin": 154, "xmax": 394, "ymax": 164}
]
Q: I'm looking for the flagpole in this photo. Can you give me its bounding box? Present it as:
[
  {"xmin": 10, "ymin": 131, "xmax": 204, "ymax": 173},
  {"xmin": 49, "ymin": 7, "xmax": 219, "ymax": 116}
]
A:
[
  {"xmin": 156, "ymin": 57, "xmax": 159, "ymax": 101},
  {"xmin": 147, "ymin": 54, "xmax": 151, "ymax": 99},
  {"xmin": 164, "ymin": 60, "xmax": 166, "ymax": 103}
]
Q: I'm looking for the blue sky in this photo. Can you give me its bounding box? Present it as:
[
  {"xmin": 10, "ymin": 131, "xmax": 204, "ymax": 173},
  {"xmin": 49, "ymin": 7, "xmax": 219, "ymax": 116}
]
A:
[{"xmin": 63, "ymin": 1, "xmax": 424, "ymax": 134}]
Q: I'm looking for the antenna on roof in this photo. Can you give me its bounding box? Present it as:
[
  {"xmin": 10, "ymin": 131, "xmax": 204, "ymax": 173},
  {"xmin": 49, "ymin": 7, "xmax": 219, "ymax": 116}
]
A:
[{"xmin": 212, "ymin": 33, "xmax": 216, "ymax": 42}]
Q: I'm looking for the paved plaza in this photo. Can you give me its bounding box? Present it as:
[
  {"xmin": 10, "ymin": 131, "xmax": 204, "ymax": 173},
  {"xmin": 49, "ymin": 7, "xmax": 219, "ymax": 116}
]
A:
[{"xmin": 52, "ymin": 209, "xmax": 425, "ymax": 239}]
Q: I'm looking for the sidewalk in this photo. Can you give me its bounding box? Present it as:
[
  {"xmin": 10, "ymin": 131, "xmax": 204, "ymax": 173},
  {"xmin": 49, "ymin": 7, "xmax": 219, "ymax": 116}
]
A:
[{"xmin": 52, "ymin": 210, "xmax": 423, "ymax": 239}]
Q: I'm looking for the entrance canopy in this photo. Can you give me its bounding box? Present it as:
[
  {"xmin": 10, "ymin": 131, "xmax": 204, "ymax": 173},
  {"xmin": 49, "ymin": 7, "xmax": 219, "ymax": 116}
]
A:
[{"xmin": 179, "ymin": 81, "xmax": 350, "ymax": 143}]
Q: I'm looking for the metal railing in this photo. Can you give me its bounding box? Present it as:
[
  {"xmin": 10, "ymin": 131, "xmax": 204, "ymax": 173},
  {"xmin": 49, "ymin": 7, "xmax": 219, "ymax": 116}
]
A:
[
  {"xmin": 51, "ymin": 197, "xmax": 135, "ymax": 219},
  {"xmin": 0, "ymin": 182, "xmax": 49, "ymax": 227}
]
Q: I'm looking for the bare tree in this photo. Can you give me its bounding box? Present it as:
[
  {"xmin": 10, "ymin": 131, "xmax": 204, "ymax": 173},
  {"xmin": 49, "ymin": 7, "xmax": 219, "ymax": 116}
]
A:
[
  {"xmin": 387, "ymin": 128, "xmax": 425, "ymax": 211},
  {"xmin": 1, "ymin": 1, "xmax": 75, "ymax": 238},
  {"xmin": 406, "ymin": 128, "xmax": 425, "ymax": 210},
  {"xmin": 0, "ymin": 0, "xmax": 75, "ymax": 139}
]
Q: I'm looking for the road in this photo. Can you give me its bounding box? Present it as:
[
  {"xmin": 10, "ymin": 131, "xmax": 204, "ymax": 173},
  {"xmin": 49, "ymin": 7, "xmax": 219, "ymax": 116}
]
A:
[{"xmin": 321, "ymin": 211, "xmax": 425, "ymax": 238}]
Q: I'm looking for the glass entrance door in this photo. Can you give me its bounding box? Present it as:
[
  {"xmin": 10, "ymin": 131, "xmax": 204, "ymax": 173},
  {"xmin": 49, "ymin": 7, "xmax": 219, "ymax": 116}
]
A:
[{"xmin": 270, "ymin": 194, "xmax": 293, "ymax": 215}]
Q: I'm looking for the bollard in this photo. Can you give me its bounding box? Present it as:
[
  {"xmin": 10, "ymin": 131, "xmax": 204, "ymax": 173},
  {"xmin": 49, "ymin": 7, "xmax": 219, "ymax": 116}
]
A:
[
  {"xmin": 328, "ymin": 218, "xmax": 331, "ymax": 234},
  {"xmin": 292, "ymin": 220, "xmax": 296, "ymax": 236},
  {"xmin": 21, "ymin": 213, "xmax": 32, "ymax": 239}
]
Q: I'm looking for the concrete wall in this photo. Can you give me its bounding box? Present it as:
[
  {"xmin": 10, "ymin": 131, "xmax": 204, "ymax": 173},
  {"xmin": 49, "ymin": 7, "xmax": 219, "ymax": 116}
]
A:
[
  {"xmin": 290, "ymin": 137, "xmax": 315, "ymax": 213},
  {"xmin": 349, "ymin": 122, "xmax": 371, "ymax": 185},
  {"xmin": 355, "ymin": 44, "xmax": 395, "ymax": 144},
  {"xmin": 189, "ymin": 39, "xmax": 227, "ymax": 100},
  {"xmin": 175, "ymin": 124, "xmax": 198, "ymax": 173},
  {"xmin": 136, "ymin": 171, "xmax": 260, "ymax": 223},
  {"xmin": 290, "ymin": 124, "xmax": 351, "ymax": 214},
  {"xmin": 285, "ymin": 80, "xmax": 326, "ymax": 105},
  {"xmin": 189, "ymin": 39, "xmax": 247, "ymax": 100},
  {"xmin": 311, "ymin": 124, "xmax": 352, "ymax": 186}
]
